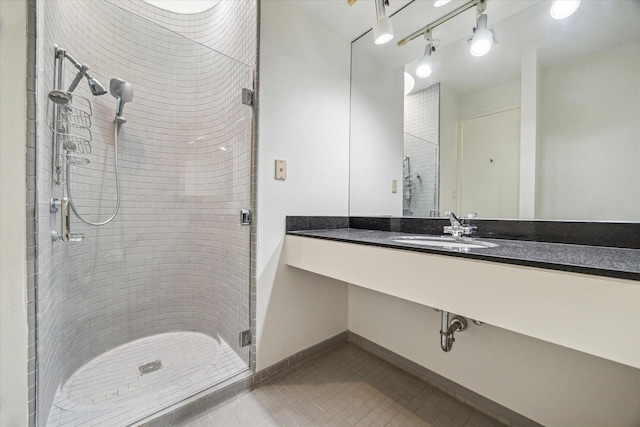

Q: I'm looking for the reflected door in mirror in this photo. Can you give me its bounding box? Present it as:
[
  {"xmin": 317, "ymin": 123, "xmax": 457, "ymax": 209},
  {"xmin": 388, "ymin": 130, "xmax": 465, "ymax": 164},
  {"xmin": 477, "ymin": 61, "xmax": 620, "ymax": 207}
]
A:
[{"xmin": 460, "ymin": 108, "xmax": 520, "ymax": 218}]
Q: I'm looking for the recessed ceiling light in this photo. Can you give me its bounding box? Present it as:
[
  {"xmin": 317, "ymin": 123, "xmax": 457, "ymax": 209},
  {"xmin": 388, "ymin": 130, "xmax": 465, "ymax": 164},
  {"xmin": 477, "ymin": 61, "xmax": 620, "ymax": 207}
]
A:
[
  {"xmin": 550, "ymin": 0, "xmax": 580, "ymax": 20},
  {"xmin": 142, "ymin": 1, "xmax": 219, "ymax": 14},
  {"xmin": 404, "ymin": 72, "xmax": 415, "ymax": 95}
]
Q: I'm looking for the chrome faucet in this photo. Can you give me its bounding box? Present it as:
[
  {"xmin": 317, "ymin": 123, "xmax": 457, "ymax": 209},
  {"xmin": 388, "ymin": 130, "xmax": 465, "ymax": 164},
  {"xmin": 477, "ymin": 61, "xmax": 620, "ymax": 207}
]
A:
[{"xmin": 443, "ymin": 211, "xmax": 477, "ymax": 237}]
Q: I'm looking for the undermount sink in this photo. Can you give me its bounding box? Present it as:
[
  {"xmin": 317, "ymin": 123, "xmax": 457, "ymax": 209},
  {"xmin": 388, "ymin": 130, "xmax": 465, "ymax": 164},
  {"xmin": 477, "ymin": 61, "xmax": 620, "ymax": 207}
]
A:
[{"xmin": 392, "ymin": 235, "xmax": 498, "ymax": 250}]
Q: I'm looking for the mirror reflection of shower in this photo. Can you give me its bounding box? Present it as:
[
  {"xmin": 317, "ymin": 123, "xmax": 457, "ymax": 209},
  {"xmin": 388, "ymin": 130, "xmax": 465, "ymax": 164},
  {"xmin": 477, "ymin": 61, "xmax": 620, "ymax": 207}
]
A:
[
  {"xmin": 403, "ymin": 83, "xmax": 440, "ymax": 217},
  {"xmin": 48, "ymin": 47, "xmax": 134, "ymax": 227}
]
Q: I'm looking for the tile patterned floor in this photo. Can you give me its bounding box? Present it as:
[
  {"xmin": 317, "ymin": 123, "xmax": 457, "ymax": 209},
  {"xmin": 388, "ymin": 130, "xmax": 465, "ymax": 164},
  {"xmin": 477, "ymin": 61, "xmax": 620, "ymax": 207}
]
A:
[
  {"xmin": 47, "ymin": 332, "xmax": 248, "ymax": 426},
  {"xmin": 174, "ymin": 343, "xmax": 505, "ymax": 427}
]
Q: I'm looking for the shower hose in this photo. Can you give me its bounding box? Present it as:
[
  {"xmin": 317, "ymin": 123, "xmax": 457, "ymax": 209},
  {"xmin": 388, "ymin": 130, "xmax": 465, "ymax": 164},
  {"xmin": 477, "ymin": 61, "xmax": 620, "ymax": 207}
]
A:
[{"xmin": 66, "ymin": 121, "xmax": 122, "ymax": 226}]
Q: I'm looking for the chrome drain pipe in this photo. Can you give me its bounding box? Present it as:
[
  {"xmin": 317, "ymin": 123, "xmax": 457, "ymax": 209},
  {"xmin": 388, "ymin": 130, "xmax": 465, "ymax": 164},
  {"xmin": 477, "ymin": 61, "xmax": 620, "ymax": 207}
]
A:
[{"xmin": 439, "ymin": 310, "xmax": 467, "ymax": 352}]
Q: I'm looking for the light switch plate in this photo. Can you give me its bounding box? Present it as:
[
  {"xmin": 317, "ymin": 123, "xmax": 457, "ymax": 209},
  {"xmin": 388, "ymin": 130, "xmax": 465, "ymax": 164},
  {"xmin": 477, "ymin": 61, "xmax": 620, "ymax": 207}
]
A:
[
  {"xmin": 392, "ymin": 180, "xmax": 397, "ymax": 193},
  {"xmin": 275, "ymin": 160, "xmax": 287, "ymax": 180}
]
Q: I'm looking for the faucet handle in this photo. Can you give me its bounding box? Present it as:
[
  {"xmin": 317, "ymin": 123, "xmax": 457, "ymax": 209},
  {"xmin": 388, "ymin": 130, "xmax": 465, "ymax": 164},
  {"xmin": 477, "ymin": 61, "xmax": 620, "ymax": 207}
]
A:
[
  {"xmin": 444, "ymin": 211, "xmax": 461, "ymax": 224},
  {"xmin": 465, "ymin": 212, "xmax": 477, "ymax": 219}
]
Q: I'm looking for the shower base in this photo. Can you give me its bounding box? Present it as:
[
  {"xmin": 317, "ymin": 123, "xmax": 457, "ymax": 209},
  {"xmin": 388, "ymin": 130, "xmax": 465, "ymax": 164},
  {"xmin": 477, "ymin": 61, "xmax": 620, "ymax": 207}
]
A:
[{"xmin": 46, "ymin": 332, "xmax": 248, "ymax": 426}]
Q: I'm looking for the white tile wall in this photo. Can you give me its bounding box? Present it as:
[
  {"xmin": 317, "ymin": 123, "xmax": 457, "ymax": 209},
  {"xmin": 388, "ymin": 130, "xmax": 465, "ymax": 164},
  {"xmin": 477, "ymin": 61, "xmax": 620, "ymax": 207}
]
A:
[{"xmin": 34, "ymin": 1, "xmax": 256, "ymax": 425}]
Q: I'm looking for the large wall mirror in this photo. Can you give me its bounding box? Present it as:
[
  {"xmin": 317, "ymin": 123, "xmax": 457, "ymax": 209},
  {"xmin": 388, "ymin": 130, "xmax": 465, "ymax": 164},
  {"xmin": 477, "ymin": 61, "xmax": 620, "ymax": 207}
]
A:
[{"xmin": 350, "ymin": 0, "xmax": 640, "ymax": 221}]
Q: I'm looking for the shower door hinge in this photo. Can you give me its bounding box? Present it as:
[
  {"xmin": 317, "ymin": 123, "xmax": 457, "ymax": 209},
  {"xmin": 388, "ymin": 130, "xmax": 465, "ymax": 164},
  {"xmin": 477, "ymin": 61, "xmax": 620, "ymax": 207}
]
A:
[
  {"xmin": 242, "ymin": 88, "xmax": 254, "ymax": 106},
  {"xmin": 239, "ymin": 330, "xmax": 252, "ymax": 347},
  {"xmin": 240, "ymin": 209, "xmax": 252, "ymax": 225}
]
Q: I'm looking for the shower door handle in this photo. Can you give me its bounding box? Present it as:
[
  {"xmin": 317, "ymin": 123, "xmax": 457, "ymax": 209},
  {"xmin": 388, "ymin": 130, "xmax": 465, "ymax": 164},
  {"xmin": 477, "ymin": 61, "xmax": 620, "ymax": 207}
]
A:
[{"xmin": 240, "ymin": 209, "xmax": 252, "ymax": 225}]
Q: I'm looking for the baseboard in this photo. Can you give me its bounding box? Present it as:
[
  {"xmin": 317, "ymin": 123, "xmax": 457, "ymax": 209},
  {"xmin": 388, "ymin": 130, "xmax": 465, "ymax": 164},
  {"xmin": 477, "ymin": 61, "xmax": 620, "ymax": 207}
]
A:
[
  {"xmin": 253, "ymin": 331, "xmax": 349, "ymax": 386},
  {"xmin": 347, "ymin": 331, "xmax": 543, "ymax": 427}
]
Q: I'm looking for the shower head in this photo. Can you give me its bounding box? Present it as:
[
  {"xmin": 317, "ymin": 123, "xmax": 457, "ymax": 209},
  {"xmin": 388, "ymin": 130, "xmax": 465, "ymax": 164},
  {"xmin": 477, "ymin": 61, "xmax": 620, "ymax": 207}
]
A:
[
  {"xmin": 56, "ymin": 49, "xmax": 106, "ymax": 97},
  {"xmin": 87, "ymin": 76, "xmax": 107, "ymax": 96},
  {"xmin": 66, "ymin": 65, "xmax": 107, "ymax": 97},
  {"xmin": 110, "ymin": 78, "xmax": 134, "ymax": 123},
  {"xmin": 49, "ymin": 89, "xmax": 73, "ymax": 105}
]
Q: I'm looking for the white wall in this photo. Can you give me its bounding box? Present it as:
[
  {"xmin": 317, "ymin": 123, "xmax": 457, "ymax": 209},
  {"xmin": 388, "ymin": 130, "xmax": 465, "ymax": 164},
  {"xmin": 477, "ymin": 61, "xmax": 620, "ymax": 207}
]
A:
[
  {"xmin": 0, "ymin": 0, "xmax": 29, "ymax": 425},
  {"xmin": 457, "ymin": 79, "xmax": 521, "ymax": 120},
  {"xmin": 256, "ymin": 1, "xmax": 351, "ymax": 370},
  {"xmin": 539, "ymin": 41, "xmax": 640, "ymax": 221},
  {"xmin": 349, "ymin": 285, "xmax": 640, "ymax": 427},
  {"xmin": 438, "ymin": 86, "xmax": 459, "ymax": 215},
  {"xmin": 350, "ymin": 44, "xmax": 404, "ymax": 216}
]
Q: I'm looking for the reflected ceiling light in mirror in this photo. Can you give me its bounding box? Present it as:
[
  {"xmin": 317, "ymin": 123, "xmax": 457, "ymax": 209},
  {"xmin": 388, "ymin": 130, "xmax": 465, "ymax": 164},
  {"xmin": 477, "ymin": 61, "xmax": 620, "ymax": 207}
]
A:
[
  {"xmin": 469, "ymin": 0, "xmax": 497, "ymax": 58},
  {"xmin": 404, "ymin": 72, "xmax": 415, "ymax": 95},
  {"xmin": 469, "ymin": 14, "xmax": 493, "ymax": 56},
  {"xmin": 434, "ymin": 0, "xmax": 452, "ymax": 6},
  {"xmin": 373, "ymin": 0, "xmax": 394, "ymax": 44},
  {"xmin": 550, "ymin": 0, "xmax": 580, "ymax": 19},
  {"xmin": 143, "ymin": 0, "xmax": 219, "ymax": 14},
  {"xmin": 416, "ymin": 28, "xmax": 435, "ymax": 78}
]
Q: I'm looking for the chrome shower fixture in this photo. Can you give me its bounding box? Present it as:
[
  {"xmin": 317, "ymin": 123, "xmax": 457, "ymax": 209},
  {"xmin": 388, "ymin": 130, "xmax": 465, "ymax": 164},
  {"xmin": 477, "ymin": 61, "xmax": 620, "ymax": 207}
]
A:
[
  {"xmin": 109, "ymin": 78, "xmax": 134, "ymax": 124},
  {"xmin": 48, "ymin": 89, "xmax": 73, "ymax": 105},
  {"xmin": 58, "ymin": 48, "xmax": 107, "ymax": 96}
]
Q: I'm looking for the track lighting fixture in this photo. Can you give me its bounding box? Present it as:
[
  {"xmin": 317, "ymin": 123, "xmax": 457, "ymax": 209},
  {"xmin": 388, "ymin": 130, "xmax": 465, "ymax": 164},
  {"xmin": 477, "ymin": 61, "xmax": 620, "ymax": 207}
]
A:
[
  {"xmin": 416, "ymin": 28, "xmax": 434, "ymax": 78},
  {"xmin": 398, "ymin": 0, "xmax": 485, "ymax": 48},
  {"xmin": 373, "ymin": 0, "xmax": 394, "ymax": 45},
  {"xmin": 469, "ymin": 1, "xmax": 496, "ymax": 57},
  {"xmin": 469, "ymin": 13, "xmax": 493, "ymax": 56},
  {"xmin": 550, "ymin": 0, "xmax": 580, "ymax": 19}
]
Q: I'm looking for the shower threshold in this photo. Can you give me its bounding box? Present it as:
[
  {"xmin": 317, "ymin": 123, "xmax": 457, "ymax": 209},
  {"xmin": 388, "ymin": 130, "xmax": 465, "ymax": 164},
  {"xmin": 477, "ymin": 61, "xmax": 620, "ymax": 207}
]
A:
[{"xmin": 46, "ymin": 332, "xmax": 248, "ymax": 426}]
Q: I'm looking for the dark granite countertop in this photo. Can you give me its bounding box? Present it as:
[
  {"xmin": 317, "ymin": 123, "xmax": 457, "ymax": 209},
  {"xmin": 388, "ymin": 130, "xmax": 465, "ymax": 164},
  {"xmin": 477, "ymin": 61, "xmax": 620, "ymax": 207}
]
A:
[{"xmin": 287, "ymin": 228, "xmax": 640, "ymax": 281}]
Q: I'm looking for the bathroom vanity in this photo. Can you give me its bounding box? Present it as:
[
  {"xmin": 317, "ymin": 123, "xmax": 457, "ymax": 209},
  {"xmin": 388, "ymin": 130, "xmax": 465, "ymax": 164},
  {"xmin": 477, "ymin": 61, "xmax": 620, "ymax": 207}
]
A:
[{"xmin": 285, "ymin": 216, "xmax": 640, "ymax": 369}]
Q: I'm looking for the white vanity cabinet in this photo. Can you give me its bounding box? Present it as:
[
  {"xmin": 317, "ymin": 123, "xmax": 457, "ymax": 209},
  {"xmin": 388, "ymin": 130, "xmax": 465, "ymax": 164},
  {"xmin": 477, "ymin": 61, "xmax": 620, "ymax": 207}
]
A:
[{"xmin": 286, "ymin": 235, "xmax": 640, "ymax": 369}]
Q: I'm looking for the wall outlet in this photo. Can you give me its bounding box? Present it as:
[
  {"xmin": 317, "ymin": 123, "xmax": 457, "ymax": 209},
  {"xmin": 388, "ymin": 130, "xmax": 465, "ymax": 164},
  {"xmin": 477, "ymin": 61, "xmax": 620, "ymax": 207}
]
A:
[
  {"xmin": 392, "ymin": 180, "xmax": 398, "ymax": 193},
  {"xmin": 275, "ymin": 159, "xmax": 287, "ymax": 180}
]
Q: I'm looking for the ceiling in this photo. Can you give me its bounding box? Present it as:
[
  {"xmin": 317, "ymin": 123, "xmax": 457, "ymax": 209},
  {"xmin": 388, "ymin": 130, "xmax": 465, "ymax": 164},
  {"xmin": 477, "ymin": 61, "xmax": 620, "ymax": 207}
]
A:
[
  {"xmin": 291, "ymin": 0, "xmax": 413, "ymax": 43},
  {"xmin": 342, "ymin": 0, "xmax": 640, "ymax": 95}
]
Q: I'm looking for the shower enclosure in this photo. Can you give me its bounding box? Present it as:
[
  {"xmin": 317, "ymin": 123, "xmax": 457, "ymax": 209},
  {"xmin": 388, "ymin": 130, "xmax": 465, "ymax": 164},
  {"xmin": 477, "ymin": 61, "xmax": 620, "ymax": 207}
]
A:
[
  {"xmin": 33, "ymin": 1, "xmax": 256, "ymax": 425},
  {"xmin": 403, "ymin": 83, "xmax": 440, "ymax": 217}
]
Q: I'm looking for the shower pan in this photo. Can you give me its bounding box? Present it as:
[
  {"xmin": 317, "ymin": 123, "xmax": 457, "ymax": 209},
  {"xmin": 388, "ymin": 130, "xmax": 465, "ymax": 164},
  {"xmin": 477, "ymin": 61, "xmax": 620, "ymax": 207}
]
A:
[{"xmin": 34, "ymin": 1, "xmax": 255, "ymax": 426}]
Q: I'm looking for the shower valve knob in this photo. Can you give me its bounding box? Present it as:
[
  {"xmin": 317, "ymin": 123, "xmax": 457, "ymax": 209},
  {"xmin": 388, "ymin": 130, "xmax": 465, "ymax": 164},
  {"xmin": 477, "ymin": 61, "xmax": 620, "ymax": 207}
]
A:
[{"xmin": 50, "ymin": 198, "xmax": 61, "ymax": 213}]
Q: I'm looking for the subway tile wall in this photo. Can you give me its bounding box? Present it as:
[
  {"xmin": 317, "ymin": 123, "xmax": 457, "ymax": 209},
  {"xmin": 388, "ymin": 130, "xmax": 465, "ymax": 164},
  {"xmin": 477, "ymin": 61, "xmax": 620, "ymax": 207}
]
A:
[
  {"xmin": 404, "ymin": 84, "xmax": 440, "ymax": 217},
  {"xmin": 34, "ymin": 1, "xmax": 257, "ymax": 425},
  {"xmin": 26, "ymin": 1, "xmax": 38, "ymax": 424}
]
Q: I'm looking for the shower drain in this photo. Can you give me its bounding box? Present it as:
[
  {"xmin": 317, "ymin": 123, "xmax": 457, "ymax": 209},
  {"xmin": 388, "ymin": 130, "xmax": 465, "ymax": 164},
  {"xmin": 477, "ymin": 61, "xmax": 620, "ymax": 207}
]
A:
[{"xmin": 139, "ymin": 359, "xmax": 162, "ymax": 375}]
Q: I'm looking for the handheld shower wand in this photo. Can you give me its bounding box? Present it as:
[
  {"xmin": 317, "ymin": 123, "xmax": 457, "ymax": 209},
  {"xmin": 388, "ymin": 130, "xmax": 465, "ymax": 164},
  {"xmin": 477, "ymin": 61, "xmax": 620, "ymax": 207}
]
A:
[{"xmin": 110, "ymin": 78, "xmax": 134, "ymax": 124}]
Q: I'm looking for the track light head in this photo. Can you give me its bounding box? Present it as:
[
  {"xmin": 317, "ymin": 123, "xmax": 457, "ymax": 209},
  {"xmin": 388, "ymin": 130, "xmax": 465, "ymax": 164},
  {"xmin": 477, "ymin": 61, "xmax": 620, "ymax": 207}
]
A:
[
  {"xmin": 416, "ymin": 29, "xmax": 434, "ymax": 78},
  {"xmin": 469, "ymin": 13, "xmax": 495, "ymax": 57},
  {"xmin": 416, "ymin": 46, "xmax": 434, "ymax": 78},
  {"xmin": 373, "ymin": 0, "xmax": 393, "ymax": 45}
]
